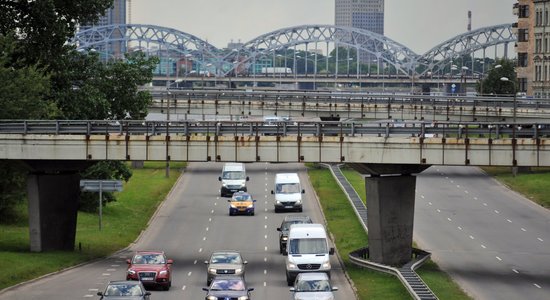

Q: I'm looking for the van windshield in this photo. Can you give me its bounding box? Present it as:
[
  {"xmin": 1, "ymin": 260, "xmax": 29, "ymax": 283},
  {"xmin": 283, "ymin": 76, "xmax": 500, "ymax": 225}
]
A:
[
  {"xmin": 275, "ymin": 183, "xmax": 301, "ymax": 194},
  {"xmin": 222, "ymin": 171, "xmax": 245, "ymax": 180},
  {"xmin": 289, "ymin": 238, "xmax": 328, "ymax": 254}
]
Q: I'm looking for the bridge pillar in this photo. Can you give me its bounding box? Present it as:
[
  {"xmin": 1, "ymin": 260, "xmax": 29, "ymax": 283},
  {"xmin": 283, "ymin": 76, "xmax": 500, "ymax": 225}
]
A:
[
  {"xmin": 349, "ymin": 163, "xmax": 429, "ymax": 266},
  {"xmin": 25, "ymin": 161, "xmax": 93, "ymax": 252}
]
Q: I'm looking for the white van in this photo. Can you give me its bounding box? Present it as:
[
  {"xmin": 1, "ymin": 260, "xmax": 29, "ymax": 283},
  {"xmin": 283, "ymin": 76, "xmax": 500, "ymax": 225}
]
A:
[
  {"xmin": 271, "ymin": 173, "xmax": 304, "ymax": 212},
  {"xmin": 285, "ymin": 224, "xmax": 334, "ymax": 285},
  {"xmin": 218, "ymin": 163, "xmax": 249, "ymax": 197}
]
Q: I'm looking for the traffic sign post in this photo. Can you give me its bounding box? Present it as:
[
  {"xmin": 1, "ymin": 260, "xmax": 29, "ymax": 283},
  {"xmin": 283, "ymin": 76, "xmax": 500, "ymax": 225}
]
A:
[{"xmin": 80, "ymin": 180, "xmax": 123, "ymax": 230}]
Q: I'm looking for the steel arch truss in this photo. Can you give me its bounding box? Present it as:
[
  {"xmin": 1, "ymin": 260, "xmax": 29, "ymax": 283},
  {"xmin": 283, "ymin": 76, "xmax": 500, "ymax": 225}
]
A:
[
  {"xmin": 224, "ymin": 25, "xmax": 420, "ymax": 76},
  {"xmin": 72, "ymin": 24, "xmax": 220, "ymax": 65},
  {"xmin": 417, "ymin": 24, "xmax": 515, "ymax": 76}
]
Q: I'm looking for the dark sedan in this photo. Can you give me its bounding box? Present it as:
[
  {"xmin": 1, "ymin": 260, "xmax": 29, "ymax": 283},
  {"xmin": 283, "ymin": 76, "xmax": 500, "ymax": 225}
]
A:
[
  {"xmin": 276, "ymin": 215, "xmax": 313, "ymax": 254},
  {"xmin": 202, "ymin": 275, "xmax": 254, "ymax": 300}
]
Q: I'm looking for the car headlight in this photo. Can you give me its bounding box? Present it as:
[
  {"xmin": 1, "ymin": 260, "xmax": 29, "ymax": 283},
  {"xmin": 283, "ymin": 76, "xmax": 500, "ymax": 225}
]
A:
[
  {"xmin": 287, "ymin": 262, "xmax": 297, "ymax": 270},
  {"xmin": 246, "ymin": 204, "xmax": 254, "ymax": 208},
  {"xmin": 235, "ymin": 268, "xmax": 243, "ymax": 274},
  {"xmin": 207, "ymin": 296, "xmax": 217, "ymax": 300},
  {"xmin": 159, "ymin": 270, "xmax": 167, "ymax": 276},
  {"xmin": 230, "ymin": 204, "xmax": 237, "ymax": 208},
  {"xmin": 222, "ymin": 182, "xmax": 227, "ymax": 187},
  {"xmin": 237, "ymin": 296, "xmax": 249, "ymax": 300},
  {"xmin": 276, "ymin": 200, "xmax": 281, "ymax": 204},
  {"xmin": 127, "ymin": 269, "xmax": 136, "ymax": 275},
  {"xmin": 322, "ymin": 261, "xmax": 331, "ymax": 269},
  {"xmin": 282, "ymin": 236, "xmax": 288, "ymax": 241},
  {"xmin": 295, "ymin": 200, "xmax": 301, "ymax": 204},
  {"xmin": 208, "ymin": 268, "xmax": 217, "ymax": 274}
]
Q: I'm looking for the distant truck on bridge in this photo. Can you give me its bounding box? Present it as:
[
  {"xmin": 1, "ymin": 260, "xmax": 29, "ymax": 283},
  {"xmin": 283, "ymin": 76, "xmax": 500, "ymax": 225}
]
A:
[{"xmin": 261, "ymin": 67, "xmax": 292, "ymax": 75}]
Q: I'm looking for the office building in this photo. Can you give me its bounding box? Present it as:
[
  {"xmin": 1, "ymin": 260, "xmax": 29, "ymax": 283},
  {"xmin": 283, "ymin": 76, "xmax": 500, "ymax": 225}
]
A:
[{"xmin": 531, "ymin": 0, "xmax": 550, "ymax": 97}]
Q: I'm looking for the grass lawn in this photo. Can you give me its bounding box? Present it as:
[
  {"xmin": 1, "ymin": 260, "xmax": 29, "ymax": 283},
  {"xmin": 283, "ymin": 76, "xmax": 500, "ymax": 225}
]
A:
[
  {"xmin": 307, "ymin": 164, "xmax": 470, "ymax": 300},
  {"xmin": 0, "ymin": 162, "xmax": 185, "ymax": 290},
  {"xmin": 482, "ymin": 167, "xmax": 550, "ymax": 208}
]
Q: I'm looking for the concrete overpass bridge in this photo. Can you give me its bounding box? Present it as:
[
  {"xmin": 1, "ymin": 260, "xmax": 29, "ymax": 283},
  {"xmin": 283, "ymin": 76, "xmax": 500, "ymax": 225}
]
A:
[
  {"xmin": 147, "ymin": 89, "xmax": 550, "ymax": 123},
  {"xmin": 2, "ymin": 120, "xmax": 549, "ymax": 266}
]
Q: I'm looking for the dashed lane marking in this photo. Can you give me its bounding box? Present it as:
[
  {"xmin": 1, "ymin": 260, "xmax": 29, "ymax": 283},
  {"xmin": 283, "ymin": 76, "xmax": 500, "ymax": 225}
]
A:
[
  {"xmin": 507, "ymin": 219, "xmax": 512, "ymax": 223},
  {"xmin": 533, "ymin": 283, "xmax": 541, "ymax": 289},
  {"xmin": 481, "ymin": 245, "xmax": 486, "ymax": 249},
  {"xmin": 521, "ymin": 228, "xmax": 527, "ymax": 232},
  {"xmin": 447, "ymin": 217, "xmax": 452, "ymax": 222},
  {"xmin": 496, "ymin": 256, "xmax": 502, "ymax": 261},
  {"xmin": 537, "ymin": 237, "xmax": 544, "ymax": 242},
  {"xmin": 458, "ymin": 226, "xmax": 463, "ymax": 230},
  {"xmin": 188, "ymin": 272, "xmax": 192, "ymax": 276},
  {"xmin": 512, "ymin": 269, "xmax": 519, "ymax": 274},
  {"xmin": 469, "ymin": 235, "xmax": 475, "ymax": 240},
  {"xmin": 182, "ymin": 285, "xmax": 186, "ymax": 291}
]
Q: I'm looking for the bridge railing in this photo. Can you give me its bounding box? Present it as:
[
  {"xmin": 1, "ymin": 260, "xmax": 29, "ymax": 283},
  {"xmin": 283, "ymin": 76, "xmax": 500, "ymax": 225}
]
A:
[{"xmin": 1, "ymin": 120, "xmax": 550, "ymax": 139}]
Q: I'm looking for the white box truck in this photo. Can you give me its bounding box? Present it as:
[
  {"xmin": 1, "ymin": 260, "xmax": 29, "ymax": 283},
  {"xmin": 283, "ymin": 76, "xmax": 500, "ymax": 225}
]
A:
[
  {"xmin": 285, "ymin": 223, "xmax": 334, "ymax": 285},
  {"xmin": 271, "ymin": 173, "xmax": 304, "ymax": 212},
  {"xmin": 218, "ymin": 163, "xmax": 249, "ymax": 197}
]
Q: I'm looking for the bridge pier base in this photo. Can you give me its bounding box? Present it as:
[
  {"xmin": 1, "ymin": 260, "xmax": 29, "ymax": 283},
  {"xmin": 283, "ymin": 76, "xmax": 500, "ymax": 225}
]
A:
[
  {"xmin": 25, "ymin": 161, "xmax": 93, "ymax": 252},
  {"xmin": 350, "ymin": 163, "xmax": 429, "ymax": 266}
]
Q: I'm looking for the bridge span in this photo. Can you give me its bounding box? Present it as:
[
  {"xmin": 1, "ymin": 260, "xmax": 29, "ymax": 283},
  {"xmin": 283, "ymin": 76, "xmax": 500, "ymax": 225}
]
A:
[{"xmin": 3, "ymin": 120, "xmax": 548, "ymax": 267}]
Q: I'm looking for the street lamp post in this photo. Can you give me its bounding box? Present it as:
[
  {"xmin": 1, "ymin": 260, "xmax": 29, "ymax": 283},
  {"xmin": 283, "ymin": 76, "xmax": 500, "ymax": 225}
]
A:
[
  {"xmin": 500, "ymin": 76, "xmax": 517, "ymax": 123},
  {"xmin": 479, "ymin": 64, "xmax": 502, "ymax": 95}
]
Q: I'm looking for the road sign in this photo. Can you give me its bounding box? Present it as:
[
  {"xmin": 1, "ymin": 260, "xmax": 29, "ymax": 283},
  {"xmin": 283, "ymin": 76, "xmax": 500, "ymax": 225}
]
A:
[
  {"xmin": 80, "ymin": 180, "xmax": 123, "ymax": 192},
  {"xmin": 80, "ymin": 180, "xmax": 123, "ymax": 230}
]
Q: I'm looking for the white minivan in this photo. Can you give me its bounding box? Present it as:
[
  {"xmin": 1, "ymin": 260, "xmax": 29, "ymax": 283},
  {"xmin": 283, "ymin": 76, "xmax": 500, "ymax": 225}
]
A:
[
  {"xmin": 285, "ymin": 224, "xmax": 334, "ymax": 286},
  {"xmin": 219, "ymin": 163, "xmax": 249, "ymax": 197},
  {"xmin": 271, "ymin": 173, "xmax": 304, "ymax": 212}
]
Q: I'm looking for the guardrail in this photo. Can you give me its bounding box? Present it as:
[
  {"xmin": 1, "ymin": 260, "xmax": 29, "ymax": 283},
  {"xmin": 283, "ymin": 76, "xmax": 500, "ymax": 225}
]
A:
[{"xmin": 1, "ymin": 120, "xmax": 549, "ymax": 139}]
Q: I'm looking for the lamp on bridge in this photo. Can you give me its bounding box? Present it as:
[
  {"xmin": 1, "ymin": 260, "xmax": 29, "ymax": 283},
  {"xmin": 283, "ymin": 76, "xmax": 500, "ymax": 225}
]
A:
[{"xmin": 500, "ymin": 76, "xmax": 517, "ymax": 124}]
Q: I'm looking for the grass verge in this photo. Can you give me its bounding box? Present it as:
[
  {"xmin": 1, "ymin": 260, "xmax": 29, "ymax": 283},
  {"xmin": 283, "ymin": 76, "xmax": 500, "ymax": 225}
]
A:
[
  {"xmin": 307, "ymin": 164, "xmax": 470, "ymax": 300},
  {"xmin": 0, "ymin": 162, "xmax": 185, "ymax": 290}
]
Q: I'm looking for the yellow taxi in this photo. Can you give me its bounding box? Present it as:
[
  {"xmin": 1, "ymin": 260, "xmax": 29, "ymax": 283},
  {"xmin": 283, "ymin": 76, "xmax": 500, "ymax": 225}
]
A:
[{"xmin": 228, "ymin": 192, "xmax": 256, "ymax": 216}]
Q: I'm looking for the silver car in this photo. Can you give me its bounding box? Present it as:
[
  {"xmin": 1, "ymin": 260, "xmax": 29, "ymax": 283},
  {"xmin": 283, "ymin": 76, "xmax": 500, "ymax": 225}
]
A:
[
  {"xmin": 204, "ymin": 251, "xmax": 247, "ymax": 285},
  {"xmin": 290, "ymin": 272, "xmax": 338, "ymax": 300}
]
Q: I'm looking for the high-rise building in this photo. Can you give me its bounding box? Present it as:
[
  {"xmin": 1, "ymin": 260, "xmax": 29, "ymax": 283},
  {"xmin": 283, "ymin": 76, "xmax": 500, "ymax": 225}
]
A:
[
  {"xmin": 335, "ymin": 0, "xmax": 384, "ymax": 61},
  {"xmin": 335, "ymin": 0, "xmax": 384, "ymax": 35},
  {"xmin": 79, "ymin": 0, "xmax": 127, "ymax": 59},
  {"xmin": 531, "ymin": 0, "xmax": 550, "ymax": 97}
]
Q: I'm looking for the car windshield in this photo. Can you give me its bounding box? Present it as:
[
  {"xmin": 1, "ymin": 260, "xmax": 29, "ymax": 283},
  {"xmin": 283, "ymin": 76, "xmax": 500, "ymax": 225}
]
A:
[
  {"xmin": 295, "ymin": 279, "xmax": 331, "ymax": 292},
  {"xmin": 232, "ymin": 194, "xmax": 251, "ymax": 201},
  {"xmin": 132, "ymin": 253, "xmax": 165, "ymax": 264},
  {"xmin": 211, "ymin": 253, "xmax": 242, "ymax": 264},
  {"xmin": 211, "ymin": 279, "xmax": 245, "ymax": 291},
  {"xmin": 222, "ymin": 171, "xmax": 245, "ymax": 180},
  {"xmin": 282, "ymin": 219, "xmax": 309, "ymax": 231},
  {"xmin": 289, "ymin": 238, "xmax": 328, "ymax": 254},
  {"xmin": 104, "ymin": 284, "xmax": 143, "ymax": 296},
  {"xmin": 275, "ymin": 183, "xmax": 301, "ymax": 194}
]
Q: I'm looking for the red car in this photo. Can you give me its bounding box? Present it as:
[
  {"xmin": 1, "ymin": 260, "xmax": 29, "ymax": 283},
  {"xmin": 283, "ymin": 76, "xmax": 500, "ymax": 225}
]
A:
[{"xmin": 126, "ymin": 251, "xmax": 173, "ymax": 290}]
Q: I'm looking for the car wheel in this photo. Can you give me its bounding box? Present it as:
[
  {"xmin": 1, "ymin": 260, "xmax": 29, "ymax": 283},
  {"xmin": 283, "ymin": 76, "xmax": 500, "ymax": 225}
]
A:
[
  {"xmin": 274, "ymin": 207, "xmax": 280, "ymax": 213},
  {"xmin": 279, "ymin": 247, "xmax": 283, "ymax": 254},
  {"xmin": 163, "ymin": 284, "xmax": 170, "ymax": 291},
  {"xmin": 286, "ymin": 274, "xmax": 294, "ymax": 286},
  {"xmin": 250, "ymin": 212, "xmax": 255, "ymax": 216}
]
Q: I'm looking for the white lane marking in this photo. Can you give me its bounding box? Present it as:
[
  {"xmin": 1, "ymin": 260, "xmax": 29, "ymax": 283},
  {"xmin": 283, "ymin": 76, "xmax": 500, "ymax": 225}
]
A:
[
  {"xmin": 88, "ymin": 288, "xmax": 99, "ymax": 292},
  {"xmin": 264, "ymin": 257, "xmax": 267, "ymax": 262},
  {"xmin": 111, "ymin": 264, "xmax": 120, "ymax": 267},
  {"xmin": 469, "ymin": 235, "xmax": 475, "ymax": 240},
  {"xmin": 473, "ymin": 197, "xmax": 478, "ymax": 200},
  {"xmin": 537, "ymin": 237, "xmax": 544, "ymax": 242},
  {"xmin": 187, "ymin": 271, "xmax": 192, "ymax": 276},
  {"xmin": 483, "ymin": 203, "xmax": 488, "ymax": 207},
  {"xmin": 512, "ymin": 269, "xmax": 519, "ymax": 274},
  {"xmin": 481, "ymin": 244, "xmax": 486, "ymax": 249},
  {"xmin": 464, "ymin": 190, "xmax": 469, "ymax": 194},
  {"xmin": 265, "ymin": 182, "xmax": 268, "ymax": 186},
  {"xmin": 199, "ymin": 248, "xmax": 203, "ymax": 253},
  {"xmin": 264, "ymin": 225, "xmax": 267, "ymax": 229},
  {"xmin": 265, "ymin": 235, "xmax": 268, "ymax": 239},
  {"xmin": 436, "ymin": 209, "xmax": 441, "ymax": 213},
  {"xmin": 420, "ymin": 195, "xmax": 425, "ymax": 199},
  {"xmin": 206, "ymin": 227, "xmax": 209, "ymax": 231},
  {"xmin": 456, "ymin": 185, "xmax": 460, "ymax": 188},
  {"xmin": 428, "ymin": 202, "xmax": 433, "ymax": 206},
  {"xmin": 264, "ymin": 282, "xmax": 267, "ymax": 287},
  {"xmin": 264, "ymin": 246, "xmax": 268, "ymax": 251},
  {"xmin": 265, "ymin": 216, "xmax": 268, "ymax": 220},
  {"xmin": 194, "ymin": 260, "xmax": 197, "ymax": 265},
  {"xmin": 264, "ymin": 270, "xmax": 267, "ymax": 275},
  {"xmin": 458, "ymin": 226, "xmax": 463, "ymax": 230},
  {"xmin": 203, "ymin": 237, "xmax": 206, "ymax": 241},
  {"xmin": 507, "ymin": 219, "xmax": 512, "ymax": 223},
  {"xmin": 106, "ymin": 269, "xmax": 116, "ymax": 272},
  {"xmin": 265, "ymin": 188, "xmax": 268, "ymax": 192},
  {"xmin": 265, "ymin": 208, "xmax": 268, "ymax": 212},
  {"xmin": 182, "ymin": 285, "xmax": 186, "ymax": 291},
  {"xmin": 209, "ymin": 218, "xmax": 212, "ymax": 222},
  {"xmin": 496, "ymin": 256, "xmax": 502, "ymax": 261},
  {"xmin": 83, "ymin": 295, "xmax": 94, "ymax": 298},
  {"xmin": 102, "ymin": 273, "xmax": 110, "ymax": 276},
  {"xmin": 494, "ymin": 210, "xmax": 500, "ymax": 214},
  {"xmin": 447, "ymin": 217, "xmax": 452, "ymax": 222},
  {"xmin": 533, "ymin": 283, "xmax": 541, "ymax": 289},
  {"xmin": 521, "ymin": 228, "xmax": 527, "ymax": 232},
  {"xmin": 211, "ymin": 209, "xmax": 214, "ymax": 214}
]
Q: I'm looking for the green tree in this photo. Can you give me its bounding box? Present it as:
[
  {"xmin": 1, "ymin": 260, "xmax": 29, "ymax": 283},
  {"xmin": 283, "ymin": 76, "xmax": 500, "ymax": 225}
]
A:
[{"xmin": 478, "ymin": 58, "xmax": 517, "ymax": 95}]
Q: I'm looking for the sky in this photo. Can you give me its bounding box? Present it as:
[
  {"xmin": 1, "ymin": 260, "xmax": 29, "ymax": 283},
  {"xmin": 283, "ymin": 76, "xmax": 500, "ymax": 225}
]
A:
[{"xmin": 131, "ymin": 0, "xmax": 516, "ymax": 54}]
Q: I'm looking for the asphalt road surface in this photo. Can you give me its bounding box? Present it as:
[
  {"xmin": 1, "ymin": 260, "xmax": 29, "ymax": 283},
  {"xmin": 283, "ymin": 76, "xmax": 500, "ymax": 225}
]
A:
[
  {"xmin": 415, "ymin": 166, "xmax": 549, "ymax": 300},
  {"xmin": 0, "ymin": 162, "xmax": 356, "ymax": 299}
]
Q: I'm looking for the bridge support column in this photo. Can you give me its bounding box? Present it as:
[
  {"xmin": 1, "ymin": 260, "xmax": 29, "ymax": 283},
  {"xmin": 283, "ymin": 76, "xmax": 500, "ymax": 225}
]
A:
[
  {"xmin": 25, "ymin": 161, "xmax": 93, "ymax": 252},
  {"xmin": 350, "ymin": 163, "xmax": 429, "ymax": 266}
]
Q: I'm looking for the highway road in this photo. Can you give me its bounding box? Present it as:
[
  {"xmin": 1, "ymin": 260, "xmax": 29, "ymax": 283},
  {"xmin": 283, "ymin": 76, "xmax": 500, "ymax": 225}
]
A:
[
  {"xmin": 415, "ymin": 166, "xmax": 550, "ymax": 300},
  {"xmin": 0, "ymin": 162, "xmax": 356, "ymax": 299}
]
